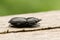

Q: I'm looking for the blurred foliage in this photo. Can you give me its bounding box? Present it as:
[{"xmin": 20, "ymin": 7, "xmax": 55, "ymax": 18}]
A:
[{"xmin": 0, "ymin": 0, "xmax": 60, "ymax": 16}]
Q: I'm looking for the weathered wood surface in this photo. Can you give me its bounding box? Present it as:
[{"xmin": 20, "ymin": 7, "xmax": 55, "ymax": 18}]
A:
[{"xmin": 0, "ymin": 10, "xmax": 60, "ymax": 40}]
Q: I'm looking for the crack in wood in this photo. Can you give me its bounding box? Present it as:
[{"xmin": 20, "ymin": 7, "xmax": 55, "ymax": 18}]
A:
[{"xmin": 0, "ymin": 26, "xmax": 60, "ymax": 34}]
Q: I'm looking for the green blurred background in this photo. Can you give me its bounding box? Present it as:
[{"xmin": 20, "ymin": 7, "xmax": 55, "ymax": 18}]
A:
[{"xmin": 0, "ymin": 0, "xmax": 60, "ymax": 16}]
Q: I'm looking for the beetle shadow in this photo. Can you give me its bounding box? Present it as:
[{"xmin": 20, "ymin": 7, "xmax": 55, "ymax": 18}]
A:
[{"xmin": 9, "ymin": 23, "xmax": 40, "ymax": 28}]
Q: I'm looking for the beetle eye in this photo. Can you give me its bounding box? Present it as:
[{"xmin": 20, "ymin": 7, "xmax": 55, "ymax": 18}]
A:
[{"xmin": 37, "ymin": 19, "xmax": 42, "ymax": 22}]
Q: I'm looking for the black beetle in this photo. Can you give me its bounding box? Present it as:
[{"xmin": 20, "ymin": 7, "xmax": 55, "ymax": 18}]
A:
[{"xmin": 9, "ymin": 17, "xmax": 41, "ymax": 28}]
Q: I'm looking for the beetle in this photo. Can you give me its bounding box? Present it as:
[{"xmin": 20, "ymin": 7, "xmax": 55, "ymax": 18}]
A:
[{"xmin": 9, "ymin": 17, "xmax": 41, "ymax": 28}]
